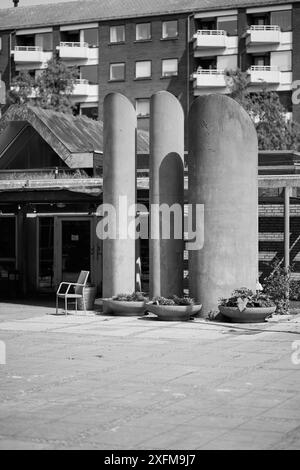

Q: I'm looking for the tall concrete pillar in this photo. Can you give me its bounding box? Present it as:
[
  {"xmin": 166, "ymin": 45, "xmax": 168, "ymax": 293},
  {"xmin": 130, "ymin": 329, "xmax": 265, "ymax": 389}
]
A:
[
  {"xmin": 102, "ymin": 93, "xmax": 137, "ymax": 298},
  {"xmin": 188, "ymin": 94, "xmax": 258, "ymax": 314},
  {"xmin": 149, "ymin": 91, "xmax": 184, "ymax": 298}
]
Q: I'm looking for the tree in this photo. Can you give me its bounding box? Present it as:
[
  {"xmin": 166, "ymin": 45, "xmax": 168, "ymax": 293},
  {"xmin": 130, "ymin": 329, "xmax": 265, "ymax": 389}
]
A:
[
  {"xmin": 8, "ymin": 56, "xmax": 78, "ymax": 113},
  {"xmin": 225, "ymin": 69, "xmax": 300, "ymax": 151}
]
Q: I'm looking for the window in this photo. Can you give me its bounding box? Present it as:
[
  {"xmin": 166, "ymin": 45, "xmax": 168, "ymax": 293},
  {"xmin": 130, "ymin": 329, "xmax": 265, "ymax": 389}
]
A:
[
  {"xmin": 81, "ymin": 65, "xmax": 98, "ymax": 84},
  {"xmin": 0, "ymin": 217, "xmax": 16, "ymax": 275},
  {"xmin": 217, "ymin": 16, "xmax": 238, "ymax": 35},
  {"xmin": 271, "ymin": 10, "xmax": 292, "ymax": 31},
  {"xmin": 162, "ymin": 58, "xmax": 178, "ymax": 77},
  {"xmin": 81, "ymin": 106, "xmax": 98, "ymax": 120},
  {"xmin": 110, "ymin": 25, "xmax": 125, "ymax": 43},
  {"xmin": 162, "ymin": 20, "xmax": 178, "ymax": 39},
  {"xmin": 110, "ymin": 62, "xmax": 125, "ymax": 81},
  {"xmin": 83, "ymin": 28, "xmax": 99, "ymax": 47},
  {"xmin": 253, "ymin": 55, "xmax": 270, "ymax": 66},
  {"xmin": 136, "ymin": 23, "xmax": 151, "ymax": 41},
  {"xmin": 135, "ymin": 60, "xmax": 151, "ymax": 79},
  {"xmin": 136, "ymin": 98, "xmax": 150, "ymax": 117},
  {"xmin": 0, "ymin": 37, "xmax": 2, "ymax": 51}
]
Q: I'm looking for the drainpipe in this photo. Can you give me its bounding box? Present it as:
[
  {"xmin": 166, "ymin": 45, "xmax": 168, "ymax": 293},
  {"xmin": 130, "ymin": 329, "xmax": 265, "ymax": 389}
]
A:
[{"xmin": 186, "ymin": 13, "xmax": 195, "ymax": 116}]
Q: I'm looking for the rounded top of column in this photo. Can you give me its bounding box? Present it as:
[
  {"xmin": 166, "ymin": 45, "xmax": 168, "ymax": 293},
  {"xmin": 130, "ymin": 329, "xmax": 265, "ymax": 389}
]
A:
[
  {"xmin": 151, "ymin": 91, "xmax": 184, "ymax": 117},
  {"xmin": 104, "ymin": 92, "xmax": 136, "ymax": 122},
  {"xmin": 189, "ymin": 93, "xmax": 257, "ymax": 143}
]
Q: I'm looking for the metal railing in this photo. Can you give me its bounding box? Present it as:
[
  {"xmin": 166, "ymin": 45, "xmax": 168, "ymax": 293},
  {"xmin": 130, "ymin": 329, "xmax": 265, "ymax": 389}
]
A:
[
  {"xmin": 250, "ymin": 65, "xmax": 279, "ymax": 71},
  {"xmin": 196, "ymin": 29, "xmax": 226, "ymax": 36},
  {"xmin": 59, "ymin": 41, "xmax": 88, "ymax": 48},
  {"xmin": 196, "ymin": 69, "xmax": 225, "ymax": 75},
  {"xmin": 249, "ymin": 25, "xmax": 280, "ymax": 31},
  {"xmin": 74, "ymin": 79, "xmax": 89, "ymax": 84},
  {"xmin": 14, "ymin": 46, "xmax": 42, "ymax": 51}
]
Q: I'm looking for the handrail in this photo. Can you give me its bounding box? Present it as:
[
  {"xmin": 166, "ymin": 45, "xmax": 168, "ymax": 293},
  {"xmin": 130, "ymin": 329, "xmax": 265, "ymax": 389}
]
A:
[
  {"xmin": 14, "ymin": 46, "xmax": 42, "ymax": 51},
  {"xmin": 249, "ymin": 25, "xmax": 280, "ymax": 31},
  {"xmin": 250, "ymin": 65, "xmax": 279, "ymax": 71},
  {"xmin": 196, "ymin": 29, "xmax": 226, "ymax": 36},
  {"xmin": 74, "ymin": 79, "xmax": 89, "ymax": 84},
  {"xmin": 59, "ymin": 41, "xmax": 88, "ymax": 48},
  {"xmin": 196, "ymin": 69, "xmax": 225, "ymax": 75}
]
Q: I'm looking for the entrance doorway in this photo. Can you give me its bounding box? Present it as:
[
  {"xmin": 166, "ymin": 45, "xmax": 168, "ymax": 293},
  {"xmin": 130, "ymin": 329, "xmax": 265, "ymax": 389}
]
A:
[
  {"xmin": 36, "ymin": 215, "xmax": 102, "ymax": 294},
  {"xmin": 60, "ymin": 219, "xmax": 91, "ymax": 282}
]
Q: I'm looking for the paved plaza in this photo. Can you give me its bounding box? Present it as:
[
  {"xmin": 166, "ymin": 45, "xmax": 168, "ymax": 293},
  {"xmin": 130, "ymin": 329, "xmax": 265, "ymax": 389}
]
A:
[{"xmin": 0, "ymin": 301, "xmax": 300, "ymax": 450}]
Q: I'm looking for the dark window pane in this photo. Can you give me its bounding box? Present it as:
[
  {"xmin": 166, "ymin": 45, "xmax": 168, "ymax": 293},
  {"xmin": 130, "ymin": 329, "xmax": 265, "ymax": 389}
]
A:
[
  {"xmin": 81, "ymin": 107, "xmax": 98, "ymax": 120},
  {"xmin": 0, "ymin": 217, "xmax": 15, "ymax": 259},
  {"xmin": 83, "ymin": 28, "xmax": 99, "ymax": 47},
  {"xmin": 271, "ymin": 10, "xmax": 292, "ymax": 31},
  {"xmin": 81, "ymin": 65, "xmax": 98, "ymax": 84},
  {"xmin": 217, "ymin": 18, "xmax": 238, "ymax": 35}
]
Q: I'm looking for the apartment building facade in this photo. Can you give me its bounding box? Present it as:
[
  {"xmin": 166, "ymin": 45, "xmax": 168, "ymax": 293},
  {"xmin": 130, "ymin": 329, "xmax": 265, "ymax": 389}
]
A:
[{"xmin": 0, "ymin": 0, "xmax": 299, "ymax": 129}]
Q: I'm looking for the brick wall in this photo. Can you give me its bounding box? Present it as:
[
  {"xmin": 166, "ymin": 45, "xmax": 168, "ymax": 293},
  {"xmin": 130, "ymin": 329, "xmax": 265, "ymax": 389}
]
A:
[
  {"xmin": 0, "ymin": 31, "xmax": 12, "ymax": 91},
  {"xmin": 259, "ymin": 203, "xmax": 300, "ymax": 279},
  {"xmin": 97, "ymin": 14, "xmax": 188, "ymax": 122}
]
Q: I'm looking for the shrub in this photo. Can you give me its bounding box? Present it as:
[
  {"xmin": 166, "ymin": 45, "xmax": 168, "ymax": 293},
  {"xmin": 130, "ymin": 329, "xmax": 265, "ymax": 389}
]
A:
[
  {"xmin": 263, "ymin": 261, "xmax": 290, "ymax": 314},
  {"xmin": 112, "ymin": 292, "xmax": 147, "ymax": 302},
  {"xmin": 219, "ymin": 287, "xmax": 275, "ymax": 312},
  {"xmin": 152, "ymin": 296, "xmax": 195, "ymax": 306}
]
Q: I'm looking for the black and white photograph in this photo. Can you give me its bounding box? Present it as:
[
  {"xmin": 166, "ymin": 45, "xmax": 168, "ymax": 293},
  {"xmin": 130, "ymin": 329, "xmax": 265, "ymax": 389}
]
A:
[{"xmin": 0, "ymin": 0, "xmax": 299, "ymax": 453}]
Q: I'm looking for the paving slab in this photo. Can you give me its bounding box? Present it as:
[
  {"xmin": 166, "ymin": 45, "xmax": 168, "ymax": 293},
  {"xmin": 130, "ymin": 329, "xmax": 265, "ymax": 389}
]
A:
[{"xmin": 0, "ymin": 301, "xmax": 300, "ymax": 450}]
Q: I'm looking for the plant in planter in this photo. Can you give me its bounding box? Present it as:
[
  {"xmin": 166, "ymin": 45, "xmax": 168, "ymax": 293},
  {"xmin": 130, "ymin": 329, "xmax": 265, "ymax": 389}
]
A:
[
  {"xmin": 218, "ymin": 287, "xmax": 276, "ymax": 323},
  {"xmin": 103, "ymin": 291, "xmax": 148, "ymax": 316},
  {"xmin": 147, "ymin": 295, "xmax": 202, "ymax": 321}
]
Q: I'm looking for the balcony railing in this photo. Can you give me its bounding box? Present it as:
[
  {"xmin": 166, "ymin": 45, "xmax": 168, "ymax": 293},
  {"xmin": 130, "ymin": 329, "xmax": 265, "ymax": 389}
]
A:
[
  {"xmin": 14, "ymin": 45, "xmax": 42, "ymax": 51},
  {"xmin": 248, "ymin": 65, "xmax": 281, "ymax": 84},
  {"xmin": 249, "ymin": 25, "xmax": 280, "ymax": 31},
  {"xmin": 57, "ymin": 42, "xmax": 89, "ymax": 59},
  {"xmin": 13, "ymin": 45, "xmax": 44, "ymax": 63},
  {"xmin": 246, "ymin": 25, "xmax": 281, "ymax": 45},
  {"xmin": 72, "ymin": 78, "xmax": 90, "ymax": 95},
  {"xmin": 59, "ymin": 42, "xmax": 88, "ymax": 48},
  {"xmin": 194, "ymin": 29, "xmax": 227, "ymax": 49},
  {"xmin": 196, "ymin": 29, "xmax": 226, "ymax": 36},
  {"xmin": 194, "ymin": 69, "xmax": 227, "ymax": 88}
]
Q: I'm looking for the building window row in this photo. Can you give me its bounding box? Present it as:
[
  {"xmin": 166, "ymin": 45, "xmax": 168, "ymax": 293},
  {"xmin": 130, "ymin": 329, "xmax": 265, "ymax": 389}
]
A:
[
  {"xmin": 109, "ymin": 58, "xmax": 178, "ymax": 81},
  {"xmin": 109, "ymin": 20, "xmax": 178, "ymax": 44}
]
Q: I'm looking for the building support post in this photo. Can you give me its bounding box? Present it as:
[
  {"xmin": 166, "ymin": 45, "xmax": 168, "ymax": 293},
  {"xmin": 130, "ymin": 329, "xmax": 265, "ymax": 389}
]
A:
[{"xmin": 284, "ymin": 186, "xmax": 291, "ymax": 271}]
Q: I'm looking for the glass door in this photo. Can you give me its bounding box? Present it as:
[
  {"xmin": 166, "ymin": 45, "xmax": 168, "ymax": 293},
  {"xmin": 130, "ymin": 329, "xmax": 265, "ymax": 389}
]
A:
[{"xmin": 60, "ymin": 219, "xmax": 91, "ymax": 283}]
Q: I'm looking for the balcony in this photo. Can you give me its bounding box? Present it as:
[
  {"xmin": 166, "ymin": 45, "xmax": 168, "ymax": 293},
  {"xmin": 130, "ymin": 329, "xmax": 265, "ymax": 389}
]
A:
[
  {"xmin": 193, "ymin": 30, "xmax": 227, "ymax": 49},
  {"xmin": 248, "ymin": 65, "xmax": 281, "ymax": 84},
  {"xmin": 246, "ymin": 25, "xmax": 281, "ymax": 45},
  {"xmin": 72, "ymin": 79, "xmax": 90, "ymax": 96},
  {"xmin": 193, "ymin": 69, "xmax": 227, "ymax": 88},
  {"xmin": 13, "ymin": 46, "xmax": 44, "ymax": 64},
  {"xmin": 57, "ymin": 42, "xmax": 89, "ymax": 60}
]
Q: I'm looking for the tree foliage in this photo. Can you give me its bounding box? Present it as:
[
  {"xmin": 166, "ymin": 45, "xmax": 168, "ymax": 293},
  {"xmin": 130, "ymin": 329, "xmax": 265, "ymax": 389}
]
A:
[
  {"xmin": 8, "ymin": 56, "xmax": 77, "ymax": 113},
  {"xmin": 226, "ymin": 69, "xmax": 300, "ymax": 151}
]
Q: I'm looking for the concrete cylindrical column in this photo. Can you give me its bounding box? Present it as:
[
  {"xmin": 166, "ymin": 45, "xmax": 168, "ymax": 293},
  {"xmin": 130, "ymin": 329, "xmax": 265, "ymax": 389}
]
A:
[
  {"xmin": 188, "ymin": 94, "xmax": 258, "ymax": 314},
  {"xmin": 149, "ymin": 91, "xmax": 184, "ymax": 298},
  {"xmin": 102, "ymin": 93, "xmax": 137, "ymax": 298}
]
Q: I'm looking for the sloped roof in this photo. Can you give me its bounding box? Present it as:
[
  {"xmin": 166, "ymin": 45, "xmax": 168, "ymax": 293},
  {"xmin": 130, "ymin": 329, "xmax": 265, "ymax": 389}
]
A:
[
  {"xmin": 0, "ymin": 105, "xmax": 149, "ymax": 168},
  {"xmin": 0, "ymin": 0, "xmax": 298, "ymax": 30}
]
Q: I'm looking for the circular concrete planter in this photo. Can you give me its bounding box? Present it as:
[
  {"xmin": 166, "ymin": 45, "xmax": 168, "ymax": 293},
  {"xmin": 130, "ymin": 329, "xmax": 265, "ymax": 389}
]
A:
[
  {"xmin": 219, "ymin": 306, "xmax": 276, "ymax": 323},
  {"xmin": 147, "ymin": 303, "xmax": 202, "ymax": 322},
  {"xmin": 103, "ymin": 299, "xmax": 146, "ymax": 316}
]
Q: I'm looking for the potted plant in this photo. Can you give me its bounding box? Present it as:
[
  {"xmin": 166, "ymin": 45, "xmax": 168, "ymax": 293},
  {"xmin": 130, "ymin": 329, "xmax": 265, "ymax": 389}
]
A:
[
  {"xmin": 218, "ymin": 287, "xmax": 276, "ymax": 323},
  {"xmin": 103, "ymin": 292, "xmax": 148, "ymax": 316},
  {"xmin": 147, "ymin": 295, "xmax": 202, "ymax": 321}
]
